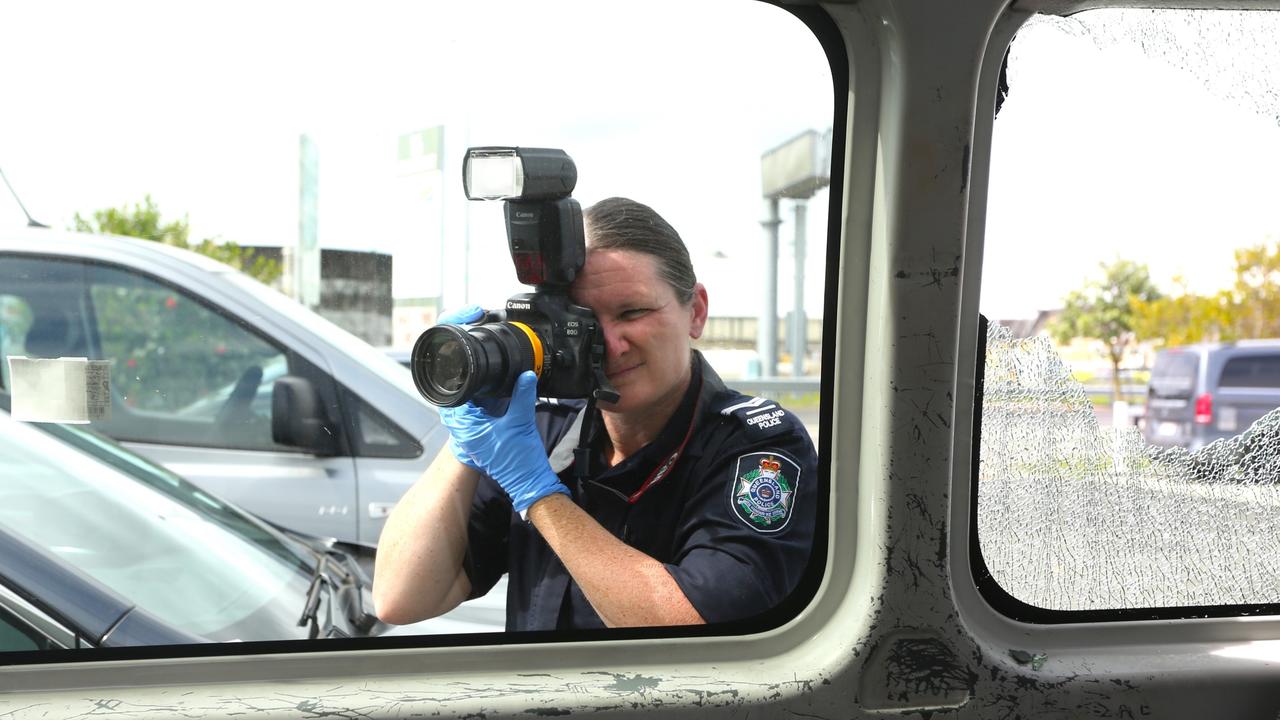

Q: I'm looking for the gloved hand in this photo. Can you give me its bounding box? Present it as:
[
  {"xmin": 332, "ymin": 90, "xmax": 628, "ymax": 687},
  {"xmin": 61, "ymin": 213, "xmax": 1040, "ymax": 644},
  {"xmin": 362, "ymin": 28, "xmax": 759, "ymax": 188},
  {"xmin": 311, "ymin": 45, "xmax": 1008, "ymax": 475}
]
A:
[
  {"xmin": 437, "ymin": 304, "xmax": 485, "ymax": 326},
  {"xmin": 435, "ymin": 305, "xmax": 486, "ymax": 468},
  {"xmin": 439, "ymin": 370, "xmax": 569, "ymax": 513}
]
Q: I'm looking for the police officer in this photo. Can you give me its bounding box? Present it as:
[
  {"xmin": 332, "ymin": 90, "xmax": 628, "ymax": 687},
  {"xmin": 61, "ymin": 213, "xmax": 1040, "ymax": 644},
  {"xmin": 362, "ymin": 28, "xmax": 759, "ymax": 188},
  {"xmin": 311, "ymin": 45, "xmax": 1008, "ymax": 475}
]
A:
[{"xmin": 374, "ymin": 197, "xmax": 817, "ymax": 630}]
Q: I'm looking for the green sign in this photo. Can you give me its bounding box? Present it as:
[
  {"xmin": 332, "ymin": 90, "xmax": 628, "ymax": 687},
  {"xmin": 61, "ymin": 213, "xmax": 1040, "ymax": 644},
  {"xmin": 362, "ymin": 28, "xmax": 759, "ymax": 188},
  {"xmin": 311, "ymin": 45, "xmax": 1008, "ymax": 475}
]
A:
[{"xmin": 398, "ymin": 126, "xmax": 444, "ymax": 170}]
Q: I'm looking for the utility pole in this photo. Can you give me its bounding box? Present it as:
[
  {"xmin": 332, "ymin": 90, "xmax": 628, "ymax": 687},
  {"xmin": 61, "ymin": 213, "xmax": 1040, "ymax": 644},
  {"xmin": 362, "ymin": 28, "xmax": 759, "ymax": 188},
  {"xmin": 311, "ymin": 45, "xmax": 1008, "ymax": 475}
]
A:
[
  {"xmin": 790, "ymin": 201, "xmax": 807, "ymax": 376},
  {"xmin": 759, "ymin": 128, "xmax": 831, "ymax": 377},
  {"xmin": 759, "ymin": 197, "xmax": 781, "ymax": 377}
]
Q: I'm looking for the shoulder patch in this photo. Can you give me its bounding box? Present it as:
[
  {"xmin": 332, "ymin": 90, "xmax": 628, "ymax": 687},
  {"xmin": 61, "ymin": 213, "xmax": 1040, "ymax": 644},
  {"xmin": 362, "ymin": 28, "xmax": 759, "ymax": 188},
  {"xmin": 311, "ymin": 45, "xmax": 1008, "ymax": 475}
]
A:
[
  {"xmin": 719, "ymin": 396, "xmax": 794, "ymax": 440},
  {"xmin": 729, "ymin": 452, "xmax": 801, "ymax": 533}
]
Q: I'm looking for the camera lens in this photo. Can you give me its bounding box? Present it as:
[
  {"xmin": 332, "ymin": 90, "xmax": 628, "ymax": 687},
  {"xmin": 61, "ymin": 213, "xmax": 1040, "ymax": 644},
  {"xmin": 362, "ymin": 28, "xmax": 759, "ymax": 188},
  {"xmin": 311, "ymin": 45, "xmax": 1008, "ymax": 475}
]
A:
[
  {"xmin": 420, "ymin": 329, "xmax": 470, "ymax": 394},
  {"xmin": 411, "ymin": 322, "xmax": 542, "ymax": 407}
]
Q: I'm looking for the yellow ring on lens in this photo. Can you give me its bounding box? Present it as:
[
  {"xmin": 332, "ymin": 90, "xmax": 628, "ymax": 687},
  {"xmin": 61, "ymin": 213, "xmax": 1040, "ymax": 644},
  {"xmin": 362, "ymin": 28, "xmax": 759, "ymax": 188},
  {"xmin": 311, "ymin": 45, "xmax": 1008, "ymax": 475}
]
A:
[{"xmin": 508, "ymin": 322, "xmax": 544, "ymax": 378}]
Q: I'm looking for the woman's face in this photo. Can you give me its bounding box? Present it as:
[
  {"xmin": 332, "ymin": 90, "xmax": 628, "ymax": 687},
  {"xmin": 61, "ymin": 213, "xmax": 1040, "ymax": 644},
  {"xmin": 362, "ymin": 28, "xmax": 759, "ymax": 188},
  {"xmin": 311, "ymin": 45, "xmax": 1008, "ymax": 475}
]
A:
[{"xmin": 570, "ymin": 249, "xmax": 707, "ymax": 416}]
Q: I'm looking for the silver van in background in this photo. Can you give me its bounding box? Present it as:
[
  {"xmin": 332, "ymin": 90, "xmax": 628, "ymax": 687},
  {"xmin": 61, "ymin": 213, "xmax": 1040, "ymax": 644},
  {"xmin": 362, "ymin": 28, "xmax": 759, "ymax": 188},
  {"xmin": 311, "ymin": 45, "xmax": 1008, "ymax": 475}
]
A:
[{"xmin": 1143, "ymin": 340, "xmax": 1280, "ymax": 451}]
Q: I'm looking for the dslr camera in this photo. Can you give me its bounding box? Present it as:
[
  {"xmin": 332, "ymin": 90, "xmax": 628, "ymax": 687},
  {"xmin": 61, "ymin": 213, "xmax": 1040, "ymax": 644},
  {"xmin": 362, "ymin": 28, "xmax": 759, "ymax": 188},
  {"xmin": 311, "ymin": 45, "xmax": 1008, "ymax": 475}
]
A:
[{"xmin": 411, "ymin": 147, "xmax": 619, "ymax": 408}]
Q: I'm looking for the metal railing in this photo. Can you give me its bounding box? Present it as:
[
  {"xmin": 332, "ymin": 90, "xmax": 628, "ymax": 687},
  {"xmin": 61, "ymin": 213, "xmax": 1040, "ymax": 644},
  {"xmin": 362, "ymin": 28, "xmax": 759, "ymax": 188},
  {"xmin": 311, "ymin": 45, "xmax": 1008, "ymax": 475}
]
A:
[
  {"xmin": 726, "ymin": 377, "xmax": 822, "ymax": 395},
  {"xmin": 725, "ymin": 379, "xmax": 1149, "ymax": 400},
  {"xmin": 696, "ymin": 316, "xmax": 824, "ymax": 349}
]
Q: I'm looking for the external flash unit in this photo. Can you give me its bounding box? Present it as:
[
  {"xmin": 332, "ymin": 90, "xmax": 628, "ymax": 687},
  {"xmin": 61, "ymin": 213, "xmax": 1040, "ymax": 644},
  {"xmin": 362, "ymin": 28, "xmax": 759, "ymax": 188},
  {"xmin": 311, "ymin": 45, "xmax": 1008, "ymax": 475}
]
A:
[{"xmin": 463, "ymin": 147, "xmax": 578, "ymax": 201}]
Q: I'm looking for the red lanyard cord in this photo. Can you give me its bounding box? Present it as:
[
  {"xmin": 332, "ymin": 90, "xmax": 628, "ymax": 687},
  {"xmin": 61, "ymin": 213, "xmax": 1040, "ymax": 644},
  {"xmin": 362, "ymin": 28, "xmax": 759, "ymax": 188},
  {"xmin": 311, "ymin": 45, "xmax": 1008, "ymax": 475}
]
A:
[{"xmin": 626, "ymin": 379, "xmax": 703, "ymax": 504}]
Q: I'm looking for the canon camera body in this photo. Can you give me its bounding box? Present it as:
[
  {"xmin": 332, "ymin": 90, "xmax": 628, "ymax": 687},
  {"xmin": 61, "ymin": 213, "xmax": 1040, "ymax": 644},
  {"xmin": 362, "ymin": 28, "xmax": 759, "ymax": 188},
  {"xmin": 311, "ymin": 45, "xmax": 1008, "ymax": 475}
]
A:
[{"xmin": 410, "ymin": 147, "xmax": 618, "ymax": 408}]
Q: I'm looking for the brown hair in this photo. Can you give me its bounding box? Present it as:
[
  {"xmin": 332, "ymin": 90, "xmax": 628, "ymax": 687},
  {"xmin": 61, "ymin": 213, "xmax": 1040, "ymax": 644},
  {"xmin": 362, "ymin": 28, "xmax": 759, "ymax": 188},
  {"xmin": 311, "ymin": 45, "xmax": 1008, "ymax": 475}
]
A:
[{"xmin": 583, "ymin": 197, "xmax": 697, "ymax": 304}]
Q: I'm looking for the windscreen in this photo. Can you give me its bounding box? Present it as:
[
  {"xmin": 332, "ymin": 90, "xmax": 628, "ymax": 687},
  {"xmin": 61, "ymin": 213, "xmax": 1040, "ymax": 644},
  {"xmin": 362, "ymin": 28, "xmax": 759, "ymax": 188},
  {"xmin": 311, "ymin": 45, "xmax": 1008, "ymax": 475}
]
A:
[
  {"xmin": 0, "ymin": 412, "xmax": 312, "ymax": 640},
  {"xmin": 1150, "ymin": 352, "xmax": 1198, "ymax": 398}
]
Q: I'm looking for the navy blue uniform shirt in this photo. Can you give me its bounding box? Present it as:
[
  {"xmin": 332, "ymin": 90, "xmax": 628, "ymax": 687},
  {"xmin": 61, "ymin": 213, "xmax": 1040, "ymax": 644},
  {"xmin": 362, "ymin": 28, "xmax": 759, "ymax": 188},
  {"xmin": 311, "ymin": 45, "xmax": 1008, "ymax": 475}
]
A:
[{"xmin": 462, "ymin": 350, "xmax": 818, "ymax": 631}]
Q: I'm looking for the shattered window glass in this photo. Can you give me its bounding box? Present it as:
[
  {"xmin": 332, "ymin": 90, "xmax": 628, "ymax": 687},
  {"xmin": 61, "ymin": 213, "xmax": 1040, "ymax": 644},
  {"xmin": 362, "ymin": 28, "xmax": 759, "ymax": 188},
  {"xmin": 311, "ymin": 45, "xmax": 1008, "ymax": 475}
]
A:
[
  {"xmin": 980, "ymin": 324, "xmax": 1280, "ymax": 609},
  {"xmin": 980, "ymin": 10, "xmax": 1280, "ymax": 611}
]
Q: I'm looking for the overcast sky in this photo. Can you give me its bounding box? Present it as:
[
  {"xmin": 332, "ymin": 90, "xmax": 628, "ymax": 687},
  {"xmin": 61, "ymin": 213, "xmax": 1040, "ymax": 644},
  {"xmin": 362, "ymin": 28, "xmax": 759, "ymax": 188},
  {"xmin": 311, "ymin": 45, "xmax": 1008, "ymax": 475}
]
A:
[
  {"xmin": 983, "ymin": 11, "xmax": 1280, "ymax": 319},
  {"xmin": 0, "ymin": 0, "xmax": 834, "ymax": 317},
  {"xmin": 2, "ymin": 4, "xmax": 1276, "ymax": 321}
]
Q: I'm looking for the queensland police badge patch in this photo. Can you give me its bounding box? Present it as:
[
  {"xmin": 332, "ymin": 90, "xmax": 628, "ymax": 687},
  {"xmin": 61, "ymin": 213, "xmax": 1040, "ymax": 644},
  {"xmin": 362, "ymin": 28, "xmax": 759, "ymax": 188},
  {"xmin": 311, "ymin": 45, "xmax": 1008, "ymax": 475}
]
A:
[{"xmin": 730, "ymin": 452, "xmax": 800, "ymax": 533}]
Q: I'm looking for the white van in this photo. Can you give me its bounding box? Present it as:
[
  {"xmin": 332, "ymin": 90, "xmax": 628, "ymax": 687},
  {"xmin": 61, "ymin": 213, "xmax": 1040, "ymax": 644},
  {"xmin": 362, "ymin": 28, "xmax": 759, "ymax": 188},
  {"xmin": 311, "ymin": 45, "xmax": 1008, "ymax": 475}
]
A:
[
  {"xmin": 0, "ymin": 227, "xmax": 447, "ymax": 550},
  {"xmin": 1143, "ymin": 340, "xmax": 1280, "ymax": 451}
]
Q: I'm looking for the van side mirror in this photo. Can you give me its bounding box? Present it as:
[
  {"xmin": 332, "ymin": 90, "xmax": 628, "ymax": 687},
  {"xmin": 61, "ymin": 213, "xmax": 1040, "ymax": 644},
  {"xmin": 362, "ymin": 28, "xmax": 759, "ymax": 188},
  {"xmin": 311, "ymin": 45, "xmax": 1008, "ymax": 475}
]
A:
[{"xmin": 272, "ymin": 376, "xmax": 339, "ymax": 456}]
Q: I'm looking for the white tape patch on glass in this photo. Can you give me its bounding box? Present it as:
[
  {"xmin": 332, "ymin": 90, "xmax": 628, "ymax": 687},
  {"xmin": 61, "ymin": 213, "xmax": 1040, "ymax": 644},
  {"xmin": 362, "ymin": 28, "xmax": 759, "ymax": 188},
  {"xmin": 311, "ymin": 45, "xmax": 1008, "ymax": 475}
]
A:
[
  {"xmin": 7, "ymin": 356, "xmax": 112, "ymax": 424},
  {"xmin": 979, "ymin": 324, "xmax": 1280, "ymax": 610}
]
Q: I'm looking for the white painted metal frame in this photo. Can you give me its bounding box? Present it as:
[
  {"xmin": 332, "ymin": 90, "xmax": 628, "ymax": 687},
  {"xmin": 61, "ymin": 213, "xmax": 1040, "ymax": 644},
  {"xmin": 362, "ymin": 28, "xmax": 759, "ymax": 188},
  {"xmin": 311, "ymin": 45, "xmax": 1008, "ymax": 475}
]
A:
[{"xmin": 4, "ymin": 0, "xmax": 1280, "ymax": 716}]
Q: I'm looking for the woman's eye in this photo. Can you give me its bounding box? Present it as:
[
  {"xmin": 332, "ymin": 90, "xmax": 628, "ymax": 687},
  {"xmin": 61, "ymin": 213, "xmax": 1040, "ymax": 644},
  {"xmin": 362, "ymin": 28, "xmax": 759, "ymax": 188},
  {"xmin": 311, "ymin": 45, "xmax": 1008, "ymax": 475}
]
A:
[{"xmin": 620, "ymin": 308, "xmax": 650, "ymax": 320}]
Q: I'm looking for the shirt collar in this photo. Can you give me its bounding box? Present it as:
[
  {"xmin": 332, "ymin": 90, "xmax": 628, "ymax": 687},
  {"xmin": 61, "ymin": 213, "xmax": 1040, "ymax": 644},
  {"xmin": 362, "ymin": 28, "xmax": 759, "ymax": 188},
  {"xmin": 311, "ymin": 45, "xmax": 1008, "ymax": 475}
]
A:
[{"xmin": 589, "ymin": 350, "xmax": 709, "ymax": 502}]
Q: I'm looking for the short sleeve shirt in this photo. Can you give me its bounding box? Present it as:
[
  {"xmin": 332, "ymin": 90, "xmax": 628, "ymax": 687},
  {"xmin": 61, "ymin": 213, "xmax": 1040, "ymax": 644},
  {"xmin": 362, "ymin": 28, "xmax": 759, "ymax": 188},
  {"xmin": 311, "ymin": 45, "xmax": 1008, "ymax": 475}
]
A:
[{"xmin": 463, "ymin": 351, "xmax": 818, "ymax": 631}]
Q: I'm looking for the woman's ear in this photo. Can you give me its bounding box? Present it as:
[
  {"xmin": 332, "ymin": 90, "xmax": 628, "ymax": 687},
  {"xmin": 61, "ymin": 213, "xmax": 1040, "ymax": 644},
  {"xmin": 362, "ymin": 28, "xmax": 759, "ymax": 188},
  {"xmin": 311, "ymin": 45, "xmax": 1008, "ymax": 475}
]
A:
[{"xmin": 689, "ymin": 283, "xmax": 709, "ymax": 340}]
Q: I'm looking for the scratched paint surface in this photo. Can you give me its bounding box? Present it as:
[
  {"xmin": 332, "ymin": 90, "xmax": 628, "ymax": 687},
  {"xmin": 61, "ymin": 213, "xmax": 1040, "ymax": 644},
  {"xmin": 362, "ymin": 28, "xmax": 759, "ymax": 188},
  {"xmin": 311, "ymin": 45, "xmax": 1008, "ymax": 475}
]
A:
[
  {"xmin": 1, "ymin": 672, "xmax": 831, "ymax": 718},
  {"xmin": 979, "ymin": 324, "xmax": 1280, "ymax": 609}
]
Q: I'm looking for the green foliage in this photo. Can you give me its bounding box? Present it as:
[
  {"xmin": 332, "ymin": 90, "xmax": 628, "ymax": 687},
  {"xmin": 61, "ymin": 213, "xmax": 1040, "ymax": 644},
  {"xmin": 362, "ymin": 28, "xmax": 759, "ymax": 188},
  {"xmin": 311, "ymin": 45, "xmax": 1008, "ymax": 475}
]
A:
[
  {"xmin": 191, "ymin": 238, "xmax": 284, "ymax": 285},
  {"xmin": 1128, "ymin": 241, "xmax": 1280, "ymax": 348},
  {"xmin": 1229, "ymin": 241, "xmax": 1280, "ymax": 338},
  {"xmin": 1131, "ymin": 278, "xmax": 1237, "ymax": 347},
  {"xmin": 1050, "ymin": 259, "xmax": 1162, "ymax": 401},
  {"xmin": 72, "ymin": 195, "xmax": 282, "ymax": 285}
]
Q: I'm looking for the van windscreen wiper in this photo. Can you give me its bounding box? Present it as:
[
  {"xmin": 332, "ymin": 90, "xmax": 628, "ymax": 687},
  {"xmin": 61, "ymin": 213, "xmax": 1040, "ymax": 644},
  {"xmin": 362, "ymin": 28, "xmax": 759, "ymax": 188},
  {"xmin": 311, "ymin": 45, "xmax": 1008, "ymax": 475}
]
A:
[
  {"xmin": 296, "ymin": 546, "xmax": 379, "ymax": 638},
  {"xmin": 297, "ymin": 554, "xmax": 334, "ymax": 640}
]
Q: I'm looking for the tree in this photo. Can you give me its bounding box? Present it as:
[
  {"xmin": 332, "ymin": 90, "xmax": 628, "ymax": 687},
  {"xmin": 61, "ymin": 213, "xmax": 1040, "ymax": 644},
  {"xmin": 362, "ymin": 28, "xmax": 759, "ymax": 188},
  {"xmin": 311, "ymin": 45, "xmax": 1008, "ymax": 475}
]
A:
[
  {"xmin": 1130, "ymin": 241, "xmax": 1280, "ymax": 346},
  {"xmin": 1131, "ymin": 276, "xmax": 1236, "ymax": 347},
  {"xmin": 1050, "ymin": 259, "xmax": 1162, "ymax": 402},
  {"xmin": 72, "ymin": 195, "xmax": 281, "ymax": 285},
  {"xmin": 1228, "ymin": 241, "xmax": 1280, "ymax": 338}
]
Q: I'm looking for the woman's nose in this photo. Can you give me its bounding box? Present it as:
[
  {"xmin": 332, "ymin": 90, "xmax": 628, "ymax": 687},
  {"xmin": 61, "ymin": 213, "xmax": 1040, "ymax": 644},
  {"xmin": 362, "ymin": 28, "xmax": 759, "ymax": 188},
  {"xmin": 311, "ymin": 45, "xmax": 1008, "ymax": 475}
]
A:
[{"xmin": 600, "ymin": 321, "xmax": 629, "ymax": 358}]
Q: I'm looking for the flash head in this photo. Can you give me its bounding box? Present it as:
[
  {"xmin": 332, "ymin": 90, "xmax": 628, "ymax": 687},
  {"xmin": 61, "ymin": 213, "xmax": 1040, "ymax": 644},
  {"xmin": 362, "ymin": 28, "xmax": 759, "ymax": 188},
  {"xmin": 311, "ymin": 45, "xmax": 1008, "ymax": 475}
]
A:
[
  {"xmin": 464, "ymin": 147, "xmax": 577, "ymax": 201},
  {"xmin": 412, "ymin": 144, "xmax": 617, "ymax": 410}
]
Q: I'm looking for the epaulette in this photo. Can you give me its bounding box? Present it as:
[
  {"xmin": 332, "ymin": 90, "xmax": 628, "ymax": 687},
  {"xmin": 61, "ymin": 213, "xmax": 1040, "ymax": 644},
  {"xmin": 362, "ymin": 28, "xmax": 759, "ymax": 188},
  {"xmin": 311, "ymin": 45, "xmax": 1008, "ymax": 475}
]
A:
[{"xmin": 717, "ymin": 395, "xmax": 798, "ymax": 441}]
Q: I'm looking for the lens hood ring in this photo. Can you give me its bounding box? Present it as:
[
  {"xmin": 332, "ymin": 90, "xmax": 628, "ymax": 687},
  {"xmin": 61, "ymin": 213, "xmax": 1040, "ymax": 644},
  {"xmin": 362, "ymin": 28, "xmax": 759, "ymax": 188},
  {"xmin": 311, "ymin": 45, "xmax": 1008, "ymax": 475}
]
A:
[{"xmin": 411, "ymin": 324, "xmax": 478, "ymax": 407}]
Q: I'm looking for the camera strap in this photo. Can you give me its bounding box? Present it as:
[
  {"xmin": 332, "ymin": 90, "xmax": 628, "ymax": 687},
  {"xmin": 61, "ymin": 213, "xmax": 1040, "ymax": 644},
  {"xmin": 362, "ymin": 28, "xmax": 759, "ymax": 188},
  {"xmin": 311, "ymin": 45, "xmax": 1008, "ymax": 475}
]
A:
[{"xmin": 572, "ymin": 396, "xmax": 599, "ymax": 484}]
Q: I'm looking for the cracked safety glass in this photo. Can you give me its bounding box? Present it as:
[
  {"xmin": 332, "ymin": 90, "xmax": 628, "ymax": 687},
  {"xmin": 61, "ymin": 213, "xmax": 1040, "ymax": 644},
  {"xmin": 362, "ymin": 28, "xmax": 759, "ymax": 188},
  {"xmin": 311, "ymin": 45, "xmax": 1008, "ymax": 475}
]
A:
[{"xmin": 980, "ymin": 9, "xmax": 1280, "ymax": 611}]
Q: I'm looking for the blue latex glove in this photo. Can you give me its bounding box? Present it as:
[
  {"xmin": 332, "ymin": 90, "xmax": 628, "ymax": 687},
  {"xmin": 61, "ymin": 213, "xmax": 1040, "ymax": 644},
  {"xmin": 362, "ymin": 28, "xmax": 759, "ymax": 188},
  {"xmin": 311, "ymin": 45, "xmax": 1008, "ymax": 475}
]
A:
[
  {"xmin": 439, "ymin": 370, "xmax": 569, "ymax": 514},
  {"xmin": 436, "ymin": 305, "xmax": 486, "ymax": 468},
  {"xmin": 437, "ymin": 304, "xmax": 485, "ymax": 326}
]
